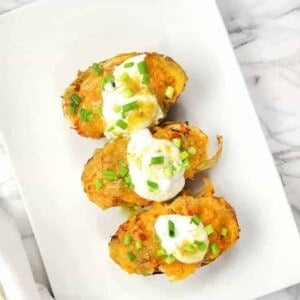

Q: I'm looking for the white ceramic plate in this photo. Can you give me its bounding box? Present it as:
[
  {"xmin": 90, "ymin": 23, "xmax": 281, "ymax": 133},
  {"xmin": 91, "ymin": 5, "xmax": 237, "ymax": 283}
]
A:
[{"xmin": 1, "ymin": 0, "xmax": 300, "ymax": 299}]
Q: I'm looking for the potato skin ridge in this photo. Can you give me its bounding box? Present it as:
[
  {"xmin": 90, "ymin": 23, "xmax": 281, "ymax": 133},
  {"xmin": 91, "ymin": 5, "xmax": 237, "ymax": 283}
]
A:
[
  {"xmin": 109, "ymin": 179, "xmax": 240, "ymax": 282},
  {"xmin": 81, "ymin": 121, "xmax": 223, "ymax": 210},
  {"xmin": 62, "ymin": 52, "xmax": 188, "ymax": 138}
]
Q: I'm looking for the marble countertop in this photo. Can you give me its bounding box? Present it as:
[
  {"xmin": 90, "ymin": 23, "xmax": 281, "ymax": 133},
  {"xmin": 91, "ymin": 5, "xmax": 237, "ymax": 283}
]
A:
[{"xmin": 0, "ymin": 0, "xmax": 299, "ymax": 299}]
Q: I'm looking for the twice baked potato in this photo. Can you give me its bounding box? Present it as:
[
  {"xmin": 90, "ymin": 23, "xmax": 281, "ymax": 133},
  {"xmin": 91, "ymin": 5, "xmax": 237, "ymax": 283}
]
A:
[
  {"xmin": 62, "ymin": 52, "xmax": 188, "ymax": 138},
  {"xmin": 109, "ymin": 179, "xmax": 240, "ymax": 281},
  {"xmin": 82, "ymin": 122, "xmax": 222, "ymax": 209}
]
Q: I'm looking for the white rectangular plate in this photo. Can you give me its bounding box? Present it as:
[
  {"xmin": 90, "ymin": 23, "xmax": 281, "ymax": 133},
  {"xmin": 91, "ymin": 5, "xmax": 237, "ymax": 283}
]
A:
[{"xmin": 1, "ymin": 0, "xmax": 300, "ymax": 299}]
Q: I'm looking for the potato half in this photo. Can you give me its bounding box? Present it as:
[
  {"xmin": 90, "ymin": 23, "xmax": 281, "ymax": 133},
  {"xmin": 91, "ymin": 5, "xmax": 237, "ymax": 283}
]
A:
[
  {"xmin": 62, "ymin": 52, "xmax": 188, "ymax": 138},
  {"xmin": 109, "ymin": 179, "xmax": 240, "ymax": 281},
  {"xmin": 82, "ymin": 121, "xmax": 223, "ymax": 209}
]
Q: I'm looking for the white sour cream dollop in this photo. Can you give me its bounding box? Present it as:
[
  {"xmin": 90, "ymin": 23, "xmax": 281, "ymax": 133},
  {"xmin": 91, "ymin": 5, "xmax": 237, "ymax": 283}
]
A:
[
  {"xmin": 155, "ymin": 214, "xmax": 209, "ymax": 264},
  {"xmin": 127, "ymin": 129, "xmax": 185, "ymax": 201},
  {"xmin": 102, "ymin": 54, "xmax": 164, "ymax": 139}
]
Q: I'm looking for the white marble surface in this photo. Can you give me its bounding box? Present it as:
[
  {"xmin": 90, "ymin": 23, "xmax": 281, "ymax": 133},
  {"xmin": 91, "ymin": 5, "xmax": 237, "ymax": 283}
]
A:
[{"xmin": 0, "ymin": 0, "xmax": 299, "ymax": 299}]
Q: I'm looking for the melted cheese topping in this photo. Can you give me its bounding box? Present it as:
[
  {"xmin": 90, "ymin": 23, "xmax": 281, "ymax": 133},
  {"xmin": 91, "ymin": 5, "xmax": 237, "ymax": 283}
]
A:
[{"xmin": 102, "ymin": 54, "xmax": 164, "ymax": 139}]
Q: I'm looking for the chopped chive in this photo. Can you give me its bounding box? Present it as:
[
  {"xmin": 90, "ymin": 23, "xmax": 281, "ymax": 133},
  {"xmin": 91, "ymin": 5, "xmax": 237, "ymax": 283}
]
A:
[
  {"xmin": 70, "ymin": 93, "xmax": 81, "ymax": 106},
  {"xmin": 210, "ymin": 242, "xmax": 219, "ymax": 255},
  {"xmin": 156, "ymin": 248, "xmax": 166, "ymax": 256},
  {"xmin": 137, "ymin": 60, "xmax": 148, "ymax": 75},
  {"xmin": 79, "ymin": 108, "xmax": 93, "ymax": 121},
  {"xmin": 151, "ymin": 156, "xmax": 164, "ymax": 165},
  {"xmin": 186, "ymin": 244, "xmax": 197, "ymax": 253},
  {"xmin": 94, "ymin": 178, "xmax": 103, "ymax": 190},
  {"xmin": 165, "ymin": 255, "xmax": 175, "ymax": 264},
  {"xmin": 191, "ymin": 215, "xmax": 200, "ymax": 225},
  {"xmin": 124, "ymin": 175, "xmax": 132, "ymax": 184},
  {"xmin": 118, "ymin": 165, "xmax": 128, "ymax": 177},
  {"xmin": 142, "ymin": 74, "xmax": 150, "ymax": 84},
  {"xmin": 113, "ymin": 105, "xmax": 121, "ymax": 113},
  {"xmin": 168, "ymin": 220, "xmax": 175, "ymax": 238},
  {"xmin": 127, "ymin": 251, "xmax": 136, "ymax": 262},
  {"xmin": 69, "ymin": 105, "xmax": 76, "ymax": 115},
  {"xmin": 155, "ymin": 234, "xmax": 161, "ymax": 244},
  {"xmin": 103, "ymin": 170, "xmax": 118, "ymax": 181},
  {"xmin": 165, "ymin": 86, "xmax": 175, "ymax": 99},
  {"xmin": 123, "ymin": 233, "xmax": 132, "ymax": 245},
  {"xmin": 188, "ymin": 147, "xmax": 197, "ymax": 155},
  {"xmin": 101, "ymin": 75, "xmax": 115, "ymax": 90},
  {"xmin": 163, "ymin": 165, "xmax": 174, "ymax": 178},
  {"xmin": 147, "ymin": 180, "xmax": 159, "ymax": 190},
  {"xmin": 204, "ymin": 224, "xmax": 214, "ymax": 235},
  {"xmin": 123, "ymin": 88, "xmax": 134, "ymax": 98},
  {"xmin": 121, "ymin": 111, "xmax": 126, "ymax": 119},
  {"xmin": 182, "ymin": 159, "xmax": 189, "ymax": 168},
  {"xmin": 172, "ymin": 138, "xmax": 181, "ymax": 148},
  {"xmin": 116, "ymin": 119, "xmax": 127, "ymax": 129},
  {"xmin": 194, "ymin": 240, "xmax": 207, "ymax": 252},
  {"xmin": 133, "ymin": 205, "xmax": 142, "ymax": 211},
  {"xmin": 122, "ymin": 101, "xmax": 139, "ymax": 112},
  {"xmin": 180, "ymin": 151, "xmax": 189, "ymax": 160},
  {"xmin": 135, "ymin": 240, "xmax": 143, "ymax": 249},
  {"xmin": 220, "ymin": 227, "xmax": 228, "ymax": 237},
  {"xmin": 120, "ymin": 72, "xmax": 129, "ymax": 81},
  {"xmin": 92, "ymin": 63, "xmax": 103, "ymax": 75},
  {"xmin": 124, "ymin": 62, "xmax": 134, "ymax": 68}
]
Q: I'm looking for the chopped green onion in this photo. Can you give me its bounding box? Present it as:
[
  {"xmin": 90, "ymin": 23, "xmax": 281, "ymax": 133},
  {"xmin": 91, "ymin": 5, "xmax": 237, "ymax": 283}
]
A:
[
  {"xmin": 165, "ymin": 255, "xmax": 175, "ymax": 264},
  {"xmin": 127, "ymin": 251, "xmax": 136, "ymax": 262},
  {"xmin": 204, "ymin": 224, "xmax": 214, "ymax": 235},
  {"xmin": 210, "ymin": 242, "xmax": 219, "ymax": 255},
  {"xmin": 103, "ymin": 170, "xmax": 118, "ymax": 181},
  {"xmin": 151, "ymin": 156, "xmax": 164, "ymax": 165},
  {"xmin": 124, "ymin": 62, "xmax": 134, "ymax": 68},
  {"xmin": 156, "ymin": 248, "xmax": 166, "ymax": 256},
  {"xmin": 168, "ymin": 220, "xmax": 175, "ymax": 238},
  {"xmin": 122, "ymin": 101, "xmax": 139, "ymax": 112},
  {"xmin": 191, "ymin": 215, "xmax": 200, "ymax": 225},
  {"xmin": 92, "ymin": 63, "xmax": 103, "ymax": 75},
  {"xmin": 180, "ymin": 151, "xmax": 189, "ymax": 160},
  {"xmin": 123, "ymin": 233, "xmax": 132, "ymax": 245},
  {"xmin": 194, "ymin": 240, "xmax": 207, "ymax": 252},
  {"xmin": 70, "ymin": 93, "xmax": 81, "ymax": 106},
  {"xmin": 155, "ymin": 234, "xmax": 161, "ymax": 244},
  {"xmin": 94, "ymin": 178, "xmax": 103, "ymax": 190},
  {"xmin": 113, "ymin": 105, "xmax": 121, "ymax": 113},
  {"xmin": 135, "ymin": 240, "xmax": 143, "ymax": 249},
  {"xmin": 165, "ymin": 86, "xmax": 175, "ymax": 99},
  {"xmin": 118, "ymin": 165, "xmax": 128, "ymax": 178},
  {"xmin": 101, "ymin": 75, "xmax": 115, "ymax": 90},
  {"xmin": 186, "ymin": 244, "xmax": 197, "ymax": 253},
  {"xmin": 121, "ymin": 111, "xmax": 126, "ymax": 119},
  {"xmin": 147, "ymin": 180, "xmax": 159, "ymax": 190},
  {"xmin": 142, "ymin": 74, "xmax": 150, "ymax": 84},
  {"xmin": 137, "ymin": 60, "xmax": 148, "ymax": 74},
  {"xmin": 79, "ymin": 109, "xmax": 93, "ymax": 121},
  {"xmin": 69, "ymin": 105, "xmax": 76, "ymax": 115},
  {"xmin": 220, "ymin": 227, "xmax": 228, "ymax": 237},
  {"xmin": 116, "ymin": 119, "xmax": 127, "ymax": 129},
  {"xmin": 188, "ymin": 147, "xmax": 197, "ymax": 155},
  {"xmin": 124, "ymin": 175, "xmax": 134, "ymax": 189},
  {"xmin": 182, "ymin": 159, "xmax": 189, "ymax": 168},
  {"xmin": 172, "ymin": 138, "xmax": 181, "ymax": 148},
  {"xmin": 163, "ymin": 165, "xmax": 174, "ymax": 178},
  {"xmin": 120, "ymin": 72, "xmax": 129, "ymax": 81},
  {"xmin": 123, "ymin": 88, "xmax": 134, "ymax": 98},
  {"xmin": 133, "ymin": 205, "xmax": 142, "ymax": 211}
]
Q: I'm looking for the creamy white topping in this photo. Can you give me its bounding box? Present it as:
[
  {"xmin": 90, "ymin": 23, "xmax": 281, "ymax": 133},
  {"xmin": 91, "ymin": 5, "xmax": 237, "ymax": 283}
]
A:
[
  {"xmin": 102, "ymin": 54, "xmax": 164, "ymax": 139},
  {"xmin": 155, "ymin": 214, "xmax": 209, "ymax": 264},
  {"xmin": 127, "ymin": 129, "xmax": 185, "ymax": 201}
]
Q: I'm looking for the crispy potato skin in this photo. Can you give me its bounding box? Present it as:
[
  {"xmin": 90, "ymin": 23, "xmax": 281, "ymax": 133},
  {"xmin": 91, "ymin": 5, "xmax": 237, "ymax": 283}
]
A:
[
  {"xmin": 109, "ymin": 179, "xmax": 240, "ymax": 281},
  {"xmin": 82, "ymin": 122, "xmax": 222, "ymax": 210},
  {"xmin": 62, "ymin": 52, "xmax": 188, "ymax": 138}
]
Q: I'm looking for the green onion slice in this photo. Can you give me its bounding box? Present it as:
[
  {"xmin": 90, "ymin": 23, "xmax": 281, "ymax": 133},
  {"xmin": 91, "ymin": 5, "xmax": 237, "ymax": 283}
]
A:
[
  {"xmin": 163, "ymin": 165, "xmax": 174, "ymax": 178},
  {"xmin": 70, "ymin": 93, "xmax": 81, "ymax": 106},
  {"xmin": 69, "ymin": 105, "xmax": 76, "ymax": 115},
  {"xmin": 103, "ymin": 170, "xmax": 118, "ymax": 181},
  {"xmin": 137, "ymin": 60, "xmax": 148, "ymax": 75},
  {"xmin": 122, "ymin": 101, "xmax": 139, "ymax": 113},
  {"xmin": 156, "ymin": 248, "xmax": 166, "ymax": 257},
  {"xmin": 142, "ymin": 74, "xmax": 150, "ymax": 84},
  {"xmin": 135, "ymin": 240, "xmax": 143, "ymax": 249},
  {"xmin": 123, "ymin": 233, "xmax": 132, "ymax": 245},
  {"xmin": 127, "ymin": 251, "xmax": 136, "ymax": 262},
  {"xmin": 168, "ymin": 220, "xmax": 175, "ymax": 237},
  {"xmin": 220, "ymin": 227, "xmax": 228, "ymax": 237},
  {"xmin": 204, "ymin": 224, "xmax": 214, "ymax": 235},
  {"xmin": 79, "ymin": 108, "xmax": 93, "ymax": 121},
  {"xmin": 210, "ymin": 242, "xmax": 219, "ymax": 255},
  {"xmin": 186, "ymin": 244, "xmax": 197, "ymax": 253},
  {"xmin": 94, "ymin": 178, "xmax": 103, "ymax": 190},
  {"xmin": 147, "ymin": 180, "xmax": 159, "ymax": 190},
  {"xmin": 191, "ymin": 215, "xmax": 200, "ymax": 225},
  {"xmin": 172, "ymin": 138, "xmax": 181, "ymax": 148},
  {"xmin": 123, "ymin": 88, "xmax": 134, "ymax": 98},
  {"xmin": 92, "ymin": 63, "xmax": 103, "ymax": 75},
  {"xmin": 194, "ymin": 240, "xmax": 207, "ymax": 252},
  {"xmin": 180, "ymin": 151, "xmax": 189, "ymax": 160},
  {"xmin": 165, "ymin": 86, "xmax": 175, "ymax": 99},
  {"xmin": 188, "ymin": 147, "xmax": 197, "ymax": 155},
  {"xmin": 116, "ymin": 119, "xmax": 128, "ymax": 129},
  {"xmin": 165, "ymin": 255, "xmax": 175, "ymax": 264},
  {"xmin": 118, "ymin": 165, "xmax": 129, "ymax": 178},
  {"xmin": 151, "ymin": 156, "xmax": 164, "ymax": 165},
  {"xmin": 124, "ymin": 62, "xmax": 134, "ymax": 68}
]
